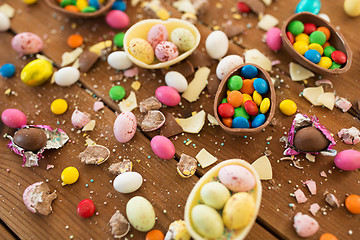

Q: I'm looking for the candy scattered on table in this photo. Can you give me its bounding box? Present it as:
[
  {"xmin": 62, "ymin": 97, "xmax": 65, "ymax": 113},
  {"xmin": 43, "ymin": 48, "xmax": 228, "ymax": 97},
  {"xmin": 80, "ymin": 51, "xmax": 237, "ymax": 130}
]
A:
[
  {"xmin": 126, "ymin": 196, "xmax": 155, "ymax": 232},
  {"xmin": 345, "ymin": 194, "xmax": 360, "ymax": 214},
  {"xmin": 51, "ymin": 99, "xmax": 68, "ymax": 115},
  {"xmin": 61, "ymin": 166, "xmax": 79, "ymax": 186},
  {"xmin": 21, "ymin": 59, "xmax": 53, "ymax": 86},
  {"xmin": 77, "ymin": 199, "xmax": 95, "ymax": 218},
  {"xmin": 0, "ymin": 63, "xmax": 15, "ymax": 78},
  {"xmin": 113, "ymin": 111, "xmax": 137, "ymax": 143},
  {"xmin": 1, "ymin": 108, "xmax": 27, "ymax": 128},
  {"xmin": 113, "ymin": 171, "xmax": 143, "ymax": 193},
  {"xmin": 23, "ymin": 182, "xmax": 57, "ymax": 215}
]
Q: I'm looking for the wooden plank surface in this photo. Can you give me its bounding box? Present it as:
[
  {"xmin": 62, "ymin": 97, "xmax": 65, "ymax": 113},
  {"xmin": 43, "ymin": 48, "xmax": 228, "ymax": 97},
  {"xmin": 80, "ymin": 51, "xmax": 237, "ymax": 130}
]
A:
[
  {"xmin": 1, "ymin": 0, "xmax": 360, "ymax": 239},
  {"xmin": 0, "ymin": 222, "xmax": 17, "ymax": 240}
]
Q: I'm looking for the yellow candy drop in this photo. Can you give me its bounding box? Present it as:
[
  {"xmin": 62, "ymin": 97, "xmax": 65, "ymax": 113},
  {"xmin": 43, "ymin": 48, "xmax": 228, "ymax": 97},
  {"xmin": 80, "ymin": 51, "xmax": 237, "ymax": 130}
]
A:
[
  {"xmin": 293, "ymin": 41, "xmax": 309, "ymax": 55},
  {"xmin": 76, "ymin": 0, "xmax": 88, "ymax": 11},
  {"xmin": 61, "ymin": 167, "xmax": 79, "ymax": 186},
  {"xmin": 252, "ymin": 91, "xmax": 262, "ymax": 106},
  {"xmin": 242, "ymin": 94, "xmax": 252, "ymax": 107},
  {"xmin": 21, "ymin": 59, "xmax": 53, "ymax": 86},
  {"xmin": 23, "ymin": 0, "xmax": 37, "ymax": 4},
  {"xmin": 260, "ymin": 98, "xmax": 270, "ymax": 114},
  {"xmin": 318, "ymin": 57, "xmax": 332, "ymax": 69},
  {"xmin": 51, "ymin": 99, "xmax": 68, "ymax": 115},
  {"xmin": 295, "ymin": 33, "xmax": 310, "ymax": 44},
  {"xmin": 279, "ymin": 99, "xmax": 297, "ymax": 116},
  {"xmin": 344, "ymin": 0, "xmax": 360, "ymax": 17},
  {"xmin": 308, "ymin": 43, "xmax": 323, "ymax": 55}
]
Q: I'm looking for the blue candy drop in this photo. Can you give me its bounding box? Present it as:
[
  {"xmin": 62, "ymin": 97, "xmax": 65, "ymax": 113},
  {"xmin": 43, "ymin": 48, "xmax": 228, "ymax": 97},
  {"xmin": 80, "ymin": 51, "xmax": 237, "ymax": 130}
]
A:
[{"xmin": 295, "ymin": 0, "xmax": 321, "ymax": 15}]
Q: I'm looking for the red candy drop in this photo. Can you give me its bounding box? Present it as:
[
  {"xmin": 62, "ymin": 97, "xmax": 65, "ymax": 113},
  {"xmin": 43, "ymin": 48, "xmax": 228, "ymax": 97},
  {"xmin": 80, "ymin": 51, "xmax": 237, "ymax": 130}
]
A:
[
  {"xmin": 244, "ymin": 100, "xmax": 258, "ymax": 116},
  {"xmin": 331, "ymin": 51, "xmax": 347, "ymax": 64},
  {"xmin": 218, "ymin": 103, "xmax": 234, "ymax": 118},
  {"xmin": 286, "ymin": 31, "xmax": 295, "ymax": 44},
  {"xmin": 237, "ymin": 2, "xmax": 251, "ymax": 13},
  {"xmin": 77, "ymin": 199, "xmax": 95, "ymax": 218},
  {"xmin": 303, "ymin": 23, "xmax": 317, "ymax": 35}
]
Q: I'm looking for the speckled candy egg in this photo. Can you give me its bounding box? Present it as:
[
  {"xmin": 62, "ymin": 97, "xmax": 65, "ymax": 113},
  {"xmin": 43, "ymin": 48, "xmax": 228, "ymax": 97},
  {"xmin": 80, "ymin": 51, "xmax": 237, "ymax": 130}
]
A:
[
  {"xmin": 191, "ymin": 204, "xmax": 224, "ymax": 239},
  {"xmin": 266, "ymin": 27, "xmax": 282, "ymax": 51},
  {"xmin": 155, "ymin": 41, "xmax": 179, "ymax": 62},
  {"xmin": 113, "ymin": 111, "xmax": 137, "ymax": 143},
  {"xmin": 128, "ymin": 38, "xmax": 154, "ymax": 65},
  {"xmin": 0, "ymin": 13, "xmax": 10, "ymax": 32},
  {"xmin": 170, "ymin": 28, "xmax": 195, "ymax": 52},
  {"xmin": 1, "ymin": 108, "xmax": 27, "ymax": 129},
  {"xmin": 205, "ymin": 30, "xmax": 229, "ymax": 59},
  {"xmin": 218, "ymin": 165, "xmax": 255, "ymax": 192},
  {"xmin": 113, "ymin": 172, "xmax": 143, "ymax": 193},
  {"xmin": 147, "ymin": 24, "xmax": 168, "ymax": 49},
  {"xmin": 11, "ymin": 32, "xmax": 43, "ymax": 55},
  {"xmin": 222, "ymin": 192, "xmax": 256, "ymax": 229},
  {"xmin": 200, "ymin": 182, "xmax": 230, "ymax": 210},
  {"xmin": 216, "ymin": 55, "xmax": 244, "ymax": 80},
  {"xmin": 54, "ymin": 67, "xmax": 80, "ymax": 87},
  {"xmin": 126, "ymin": 196, "xmax": 155, "ymax": 232},
  {"xmin": 151, "ymin": 135, "xmax": 175, "ymax": 159}
]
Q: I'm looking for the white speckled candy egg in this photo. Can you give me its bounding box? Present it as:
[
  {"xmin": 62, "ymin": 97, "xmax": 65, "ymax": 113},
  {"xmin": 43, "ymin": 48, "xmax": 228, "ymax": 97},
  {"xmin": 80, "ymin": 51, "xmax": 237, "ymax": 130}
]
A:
[
  {"xmin": 0, "ymin": 13, "xmax": 10, "ymax": 32},
  {"xmin": 222, "ymin": 192, "xmax": 256, "ymax": 229},
  {"xmin": 11, "ymin": 32, "xmax": 43, "ymax": 55},
  {"xmin": 164, "ymin": 71, "xmax": 188, "ymax": 92},
  {"xmin": 205, "ymin": 30, "xmax": 229, "ymax": 59},
  {"xmin": 113, "ymin": 172, "xmax": 143, "ymax": 193},
  {"xmin": 113, "ymin": 111, "xmax": 137, "ymax": 143},
  {"xmin": 147, "ymin": 24, "xmax": 168, "ymax": 49},
  {"xmin": 216, "ymin": 55, "xmax": 244, "ymax": 80},
  {"xmin": 107, "ymin": 51, "xmax": 133, "ymax": 70},
  {"xmin": 170, "ymin": 28, "xmax": 195, "ymax": 52},
  {"xmin": 126, "ymin": 196, "xmax": 155, "ymax": 232},
  {"xmin": 218, "ymin": 165, "xmax": 255, "ymax": 192},
  {"xmin": 191, "ymin": 204, "xmax": 224, "ymax": 238},
  {"xmin": 200, "ymin": 182, "xmax": 230, "ymax": 210},
  {"xmin": 55, "ymin": 67, "xmax": 80, "ymax": 86}
]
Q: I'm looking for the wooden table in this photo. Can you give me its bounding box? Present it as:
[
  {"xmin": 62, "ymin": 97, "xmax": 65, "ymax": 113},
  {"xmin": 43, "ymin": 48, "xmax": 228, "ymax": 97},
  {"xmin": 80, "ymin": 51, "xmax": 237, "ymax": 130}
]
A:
[{"xmin": 1, "ymin": 0, "xmax": 359, "ymax": 239}]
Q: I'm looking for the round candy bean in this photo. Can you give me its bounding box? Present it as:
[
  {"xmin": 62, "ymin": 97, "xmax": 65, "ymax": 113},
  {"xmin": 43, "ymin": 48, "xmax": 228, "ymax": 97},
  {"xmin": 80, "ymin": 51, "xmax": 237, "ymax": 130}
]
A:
[
  {"xmin": 64, "ymin": 5, "xmax": 79, "ymax": 12},
  {"xmin": 221, "ymin": 98, "xmax": 227, "ymax": 104},
  {"xmin": 165, "ymin": 71, "xmax": 188, "ymax": 93},
  {"xmin": 237, "ymin": 2, "xmax": 251, "ymax": 13},
  {"xmin": 0, "ymin": 63, "xmax": 16, "ymax": 78},
  {"xmin": 279, "ymin": 99, "xmax": 297, "ymax": 116},
  {"xmin": 266, "ymin": 27, "xmax": 282, "ymax": 51},
  {"xmin": 345, "ymin": 194, "xmax": 360, "ymax": 214},
  {"xmin": 113, "ymin": 32, "xmax": 125, "ymax": 47},
  {"xmin": 234, "ymin": 107, "xmax": 249, "ymax": 119},
  {"xmin": 295, "ymin": 33, "xmax": 309, "ymax": 44},
  {"xmin": 323, "ymin": 46, "xmax": 336, "ymax": 58},
  {"xmin": 241, "ymin": 94, "xmax": 252, "ymax": 107},
  {"xmin": 308, "ymin": 43, "xmax": 323, "ymax": 55},
  {"xmin": 286, "ymin": 31, "xmax": 295, "ymax": 44},
  {"xmin": 253, "ymin": 78, "xmax": 268, "ymax": 94},
  {"xmin": 77, "ymin": 199, "xmax": 95, "ymax": 218},
  {"xmin": 51, "ymin": 99, "xmax": 68, "ymax": 115},
  {"xmin": 322, "ymin": 42, "xmax": 330, "ymax": 49},
  {"xmin": 330, "ymin": 62, "xmax": 341, "ymax": 69},
  {"xmin": 309, "ymin": 31, "xmax": 326, "ymax": 46},
  {"xmin": 319, "ymin": 233, "xmax": 338, "ymax": 240},
  {"xmin": 260, "ymin": 98, "xmax": 270, "ymax": 114},
  {"xmin": 88, "ymin": 0, "xmax": 100, "ymax": 9},
  {"xmin": 23, "ymin": 0, "xmax": 37, "ymax": 4},
  {"xmin": 112, "ymin": 1, "xmax": 127, "ymax": 11},
  {"xmin": 252, "ymin": 91, "xmax": 262, "ymax": 106},
  {"xmin": 106, "ymin": 10, "xmax": 130, "ymax": 29},
  {"xmin": 227, "ymin": 91, "xmax": 243, "ymax": 108},
  {"xmin": 331, "ymin": 51, "xmax": 347, "ymax": 64},
  {"xmin": 287, "ymin": 20, "xmax": 304, "ymax": 36},
  {"xmin": 109, "ymin": 86, "xmax": 126, "ymax": 100},
  {"xmin": 151, "ymin": 135, "xmax": 175, "ymax": 160},
  {"xmin": 61, "ymin": 166, "xmax": 79, "ymax": 185},
  {"xmin": 251, "ymin": 114, "xmax": 265, "ymax": 128},
  {"xmin": 155, "ymin": 86, "xmax": 181, "ymax": 106},
  {"xmin": 1, "ymin": 108, "xmax": 27, "ymax": 128},
  {"xmin": 240, "ymin": 79, "xmax": 255, "ymax": 95},
  {"xmin": 240, "ymin": 65, "xmax": 258, "ymax": 79},
  {"xmin": 82, "ymin": 6, "xmax": 96, "ymax": 13},
  {"xmin": 317, "ymin": 26, "xmax": 331, "ymax": 40},
  {"xmin": 146, "ymin": 229, "xmax": 165, "ymax": 240},
  {"xmin": 107, "ymin": 51, "xmax": 132, "ymax": 70},
  {"xmin": 295, "ymin": 0, "xmax": 321, "ymax": 14},
  {"xmin": 222, "ymin": 118, "xmax": 232, "ymax": 128},
  {"xmin": 155, "ymin": 41, "xmax": 179, "ymax": 62},
  {"xmin": 304, "ymin": 49, "xmax": 321, "ymax": 64},
  {"xmin": 244, "ymin": 100, "xmax": 258, "ymax": 116},
  {"xmin": 21, "ymin": 59, "xmax": 53, "ymax": 86},
  {"xmin": 76, "ymin": 0, "xmax": 88, "ymax": 10},
  {"xmin": 318, "ymin": 57, "xmax": 332, "ymax": 69},
  {"xmin": 67, "ymin": 34, "xmax": 83, "ymax": 48},
  {"xmin": 293, "ymin": 41, "xmax": 309, "ymax": 55},
  {"xmin": 218, "ymin": 103, "xmax": 234, "ymax": 118},
  {"xmin": 232, "ymin": 117, "xmax": 249, "ymax": 128},
  {"xmin": 227, "ymin": 75, "xmax": 243, "ymax": 91},
  {"xmin": 55, "ymin": 67, "xmax": 80, "ymax": 86},
  {"xmin": 303, "ymin": 23, "xmax": 317, "ymax": 35},
  {"xmin": 334, "ymin": 149, "xmax": 360, "ymax": 171},
  {"xmin": 12, "ymin": 32, "xmax": 43, "ymax": 55}
]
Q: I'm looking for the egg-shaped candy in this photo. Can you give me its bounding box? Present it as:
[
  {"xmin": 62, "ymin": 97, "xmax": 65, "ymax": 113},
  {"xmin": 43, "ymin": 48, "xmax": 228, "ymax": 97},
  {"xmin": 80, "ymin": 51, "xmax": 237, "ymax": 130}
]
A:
[
  {"xmin": 21, "ymin": 59, "xmax": 53, "ymax": 86},
  {"xmin": 200, "ymin": 182, "xmax": 230, "ymax": 210},
  {"xmin": 334, "ymin": 149, "xmax": 360, "ymax": 171},
  {"xmin": 147, "ymin": 24, "xmax": 168, "ymax": 49},
  {"xmin": 155, "ymin": 41, "xmax": 179, "ymax": 62},
  {"xmin": 293, "ymin": 126, "xmax": 329, "ymax": 152},
  {"xmin": 107, "ymin": 51, "xmax": 132, "ymax": 70},
  {"xmin": 155, "ymin": 86, "xmax": 181, "ymax": 106},
  {"xmin": 191, "ymin": 204, "xmax": 224, "ymax": 239},
  {"xmin": 128, "ymin": 38, "xmax": 154, "ymax": 65},
  {"xmin": 151, "ymin": 135, "xmax": 175, "ymax": 159},
  {"xmin": 13, "ymin": 128, "xmax": 47, "ymax": 151},
  {"xmin": 106, "ymin": 10, "xmax": 130, "ymax": 29},
  {"xmin": 205, "ymin": 30, "xmax": 229, "ymax": 59},
  {"xmin": 113, "ymin": 172, "xmax": 143, "ymax": 193},
  {"xmin": 295, "ymin": 0, "xmax": 321, "ymax": 14},
  {"xmin": 55, "ymin": 67, "xmax": 80, "ymax": 87},
  {"xmin": 11, "ymin": 32, "xmax": 43, "ymax": 55},
  {"xmin": 0, "ymin": 13, "xmax": 10, "ymax": 32},
  {"xmin": 170, "ymin": 28, "xmax": 195, "ymax": 52},
  {"xmin": 218, "ymin": 165, "xmax": 255, "ymax": 192},
  {"xmin": 126, "ymin": 196, "xmax": 155, "ymax": 232},
  {"xmin": 1, "ymin": 108, "xmax": 27, "ymax": 129},
  {"xmin": 165, "ymin": 71, "xmax": 188, "ymax": 92},
  {"xmin": 216, "ymin": 55, "xmax": 244, "ymax": 80},
  {"xmin": 266, "ymin": 27, "xmax": 282, "ymax": 51},
  {"xmin": 113, "ymin": 111, "xmax": 137, "ymax": 143},
  {"xmin": 222, "ymin": 192, "xmax": 256, "ymax": 229},
  {"xmin": 344, "ymin": 0, "xmax": 360, "ymax": 17},
  {"xmin": 293, "ymin": 213, "xmax": 319, "ymax": 237}
]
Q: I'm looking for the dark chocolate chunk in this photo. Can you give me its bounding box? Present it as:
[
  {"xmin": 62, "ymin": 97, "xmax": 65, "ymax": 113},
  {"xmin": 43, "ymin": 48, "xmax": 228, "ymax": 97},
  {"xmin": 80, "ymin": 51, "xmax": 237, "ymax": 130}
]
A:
[
  {"xmin": 13, "ymin": 128, "xmax": 47, "ymax": 151},
  {"xmin": 293, "ymin": 126, "xmax": 330, "ymax": 152},
  {"xmin": 139, "ymin": 96, "xmax": 162, "ymax": 113},
  {"xmin": 160, "ymin": 112, "xmax": 183, "ymax": 137},
  {"xmin": 223, "ymin": 24, "xmax": 244, "ymax": 38},
  {"xmin": 79, "ymin": 51, "xmax": 99, "ymax": 73},
  {"xmin": 207, "ymin": 74, "xmax": 220, "ymax": 97}
]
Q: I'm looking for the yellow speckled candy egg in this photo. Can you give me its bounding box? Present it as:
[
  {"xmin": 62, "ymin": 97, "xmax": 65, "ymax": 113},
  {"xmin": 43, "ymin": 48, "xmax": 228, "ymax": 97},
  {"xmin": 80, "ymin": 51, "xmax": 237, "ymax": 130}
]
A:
[
  {"xmin": 222, "ymin": 192, "xmax": 256, "ymax": 229},
  {"xmin": 200, "ymin": 182, "xmax": 230, "ymax": 210},
  {"xmin": 20, "ymin": 59, "xmax": 53, "ymax": 86},
  {"xmin": 128, "ymin": 38, "xmax": 154, "ymax": 65},
  {"xmin": 126, "ymin": 196, "xmax": 155, "ymax": 232},
  {"xmin": 191, "ymin": 204, "xmax": 224, "ymax": 238}
]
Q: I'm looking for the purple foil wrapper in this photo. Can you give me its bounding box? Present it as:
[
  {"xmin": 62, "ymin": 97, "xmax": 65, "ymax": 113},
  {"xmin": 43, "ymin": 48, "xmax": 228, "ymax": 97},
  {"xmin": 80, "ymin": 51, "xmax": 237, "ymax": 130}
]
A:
[
  {"xmin": 283, "ymin": 114, "xmax": 337, "ymax": 156},
  {"xmin": 7, "ymin": 125, "xmax": 69, "ymax": 167}
]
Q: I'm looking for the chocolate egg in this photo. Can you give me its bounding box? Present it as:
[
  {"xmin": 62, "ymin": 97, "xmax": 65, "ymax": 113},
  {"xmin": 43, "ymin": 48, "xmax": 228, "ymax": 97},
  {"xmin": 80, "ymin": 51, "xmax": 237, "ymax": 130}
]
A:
[
  {"xmin": 13, "ymin": 128, "xmax": 47, "ymax": 151},
  {"xmin": 294, "ymin": 126, "xmax": 329, "ymax": 152}
]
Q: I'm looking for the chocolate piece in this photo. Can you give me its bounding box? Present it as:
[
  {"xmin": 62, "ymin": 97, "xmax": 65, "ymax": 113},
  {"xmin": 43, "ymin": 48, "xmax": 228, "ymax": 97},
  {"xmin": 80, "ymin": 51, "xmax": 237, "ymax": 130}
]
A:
[
  {"xmin": 71, "ymin": 109, "xmax": 91, "ymax": 129},
  {"xmin": 240, "ymin": 0, "xmax": 265, "ymax": 15},
  {"xmin": 294, "ymin": 126, "xmax": 330, "ymax": 152},
  {"xmin": 78, "ymin": 145, "xmax": 110, "ymax": 165},
  {"xmin": 23, "ymin": 182, "xmax": 57, "ymax": 215},
  {"xmin": 325, "ymin": 193, "xmax": 340, "ymax": 208},
  {"xmin": 160, "ymin": 112, "xmax": 183, "ymax": 137},
  {"xmin": 207, "ymin": 74, "xmax": 220, "ymax": 97},
  {"xmin": 108, "ymin": 160, "xmax": 133, "ymax": 175},
  {"xmin": 13, "ymin": 128, "xmax": 47, "ymax": 151},
  {"xmin": 109, "ymin": 210, "xmax": 130, "ymax": 239},
  {"xmin": 177, "ymin": 153, "xmax": 197, "ymax": 178},
  {"xmin": 187, "ymin": 49, "xmax": 214, "ymax": 68},
  {"xmin": 223, "ymin": 24, "xmax": 245, "ymax": 38},
  {"xmin": 161, "ymin": 61, "xmax": 194, "ymax": 78},
  {"xmin": 139, "ymin": 96, "xmax": 162, "ymax": 113},
  {"xmin": 141, "ymin": 110, "xmax": 165, "ymax": 132},
  {"xmin": 79, "ymin": 51, "xmax": 99, "ymax": 73}
]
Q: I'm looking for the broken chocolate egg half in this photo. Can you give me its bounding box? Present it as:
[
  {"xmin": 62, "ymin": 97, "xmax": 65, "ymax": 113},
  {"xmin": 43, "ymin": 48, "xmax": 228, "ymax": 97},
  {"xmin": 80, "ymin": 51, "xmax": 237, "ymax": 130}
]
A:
[
  {"xmin": 141, "ymin": 110, "xmax": 166, "ymax": 132},
  {"xmin": 23, "ymin": 181, "xmax": 57, "ymax": 215},
  {"xmin": 78, "ymin": 145, "xmax": 110, "ymax": 165},
  {"xmin": 123, "ymin": 18, "xmax": 200, "ymax": 69},
  {"xmin": 13, "ymin": 127, "xmax": 47, "ymax": 151},
  {"xmin": 184, "ymin": 159, "xmax": 262, "ymax": 240}
]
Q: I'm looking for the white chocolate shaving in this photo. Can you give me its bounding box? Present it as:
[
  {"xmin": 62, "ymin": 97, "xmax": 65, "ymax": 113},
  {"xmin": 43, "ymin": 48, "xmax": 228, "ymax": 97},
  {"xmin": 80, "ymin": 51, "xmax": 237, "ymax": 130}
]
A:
[
  {"xmin": 176, "ymin": 110, "xmax": 206, "ymax": 133},
  {"xmin": 61, "ymin": 47, "xmax": 83, "ymax": 67},
  {"xmin": 82, "ymin": 120, "xmax": 96, "ymax": 131},
  {"xmin": 36, "ymin": 54, "xmax": 54, "ymax": 64},
  {"xmin": 119, "ymin": 91, "xmax": 138, "ymax": 112},
  {"xmin": 172, "ymin": 0, "xmax": 196, "ymax": 14},
  {"xmin": 303, "ymin": 86, "xmax": 324, "ymax": 106},
  {"xmin": 182, "ymin": 67, "xmax": 210, "ymax": 102},
  {"xmin": 195, "ymin": 148, "xmax": 217, "ymax": 168},
  {"xmin": 257, "ymin": 14, "xmax": 279, "ymax": 31},
  {"xmin": 251, "ymin": 155, "xmax": 273, "ymax": 180},
  {"xmin": 89, "ymin": 40, "xmax": 112, "ymax": 56},
  {"xmin": 244, "ymin": 49, "xmax": 272, "ymax": 71},
  {"xmin": 262, "ymin": 0, "xmax": 272, "ymax": 6},
  {"xmin": 207, "ymin": 114, "xmax": 219, "ymax": 126},
  {"xmin": 317, "ymin": 92, "xmax": 335, "ymax": 110},
  {"xmin": 289, "ymin": 62, "xmax": 315, "ymax": 81},
  {"xmin": 0, "ymin": 4, "xmax": 15, "ymax": 18}
]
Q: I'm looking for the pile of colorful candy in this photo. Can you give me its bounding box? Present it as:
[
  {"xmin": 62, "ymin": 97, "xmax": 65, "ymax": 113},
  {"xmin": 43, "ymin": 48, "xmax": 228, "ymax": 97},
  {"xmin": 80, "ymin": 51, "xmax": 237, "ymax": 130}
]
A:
[
  {"xmin": 58, "ymin": 0, "xmax": 109, "ymax": 13},
  {"xmin": 217, "ymin": 65, "xmax": 271, "ymax": 129},
  {"xmin": 286, "ymin": 20, "xmax": 347, "ymax": 69}
]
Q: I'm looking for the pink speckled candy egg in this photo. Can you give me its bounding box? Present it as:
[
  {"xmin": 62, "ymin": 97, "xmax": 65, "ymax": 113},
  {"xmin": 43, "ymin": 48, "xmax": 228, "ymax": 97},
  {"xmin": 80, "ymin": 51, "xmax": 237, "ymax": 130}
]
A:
[
  {"xmin": 147, "ymin": 24, "xmax": 168, "ymax": 49},
  {"xmin": 113, "ymin": 111, "xmax": 137, "ymax": 143},
  {"xmin": 151, "ymin": 135, "xmax": 175, "ymax": 159},
  {"xmin": 155, "ymin": 41, "xmax": 179, "ymax": 62},
  {"xmin": 334, "ymin": 149, "xmax": 360, "ymax": 171},
  {"xmin": 106, "ymin": 10, "xmax": 130, "ymax": 29},
  {"xmin": 293, "ymin": 213, "xmax": 319, "ymax": 237},
  {"xmin": 155, "ymin": 86, "xmax": 180, "ymax": 106},
  {"xmin": 266, "ymin": 27, "xmax": 282, "ymax": 51},
  {"xmin": 218, "ymin": 165, "xmax": 255, "ymax": 192},
  {"xmin": 11, "ymin": 32, "xmax": 43, "ymax": 55},
  {"xmin": 1, "ymin": 108, "xmax": 27, "ymax": 129}
]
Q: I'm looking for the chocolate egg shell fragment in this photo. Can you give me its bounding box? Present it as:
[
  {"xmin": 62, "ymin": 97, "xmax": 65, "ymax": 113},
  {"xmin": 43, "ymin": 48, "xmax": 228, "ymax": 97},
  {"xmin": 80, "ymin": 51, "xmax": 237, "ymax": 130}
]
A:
[
  {"xmin": 78, "ymin": 145, "xmax": 110, "ymax": 165},
  {"xmin": 177, "ymin": 153, "xmax": 197, "ymax": 178},
  {"xmin": 141, "ymin": 110, "xmax": 165, "ymax": 132},
  {"xmin": 293, "ymin": 126, "xmax": 330, "ymax": 152},
  {"xmin": 109, "ymin": 210, "xmax": 130, "ymax": 239},
  {"xmin": 13, "ymin": 128, "xmax": 47, "ymax": 151},
  {"xmin": 23, "ymin": 182, "xmax": 57, "ymax": 215},
  {"xmin": 79, "ymin": 51, "xmax": 99, "ymax": 73}
]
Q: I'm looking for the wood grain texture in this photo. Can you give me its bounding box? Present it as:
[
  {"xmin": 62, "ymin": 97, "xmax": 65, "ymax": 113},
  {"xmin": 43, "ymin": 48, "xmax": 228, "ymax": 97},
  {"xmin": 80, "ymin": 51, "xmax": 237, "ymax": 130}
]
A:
[{"xmin": 0, "ymin": 222, "xmax": 17, "ymax": 240}]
